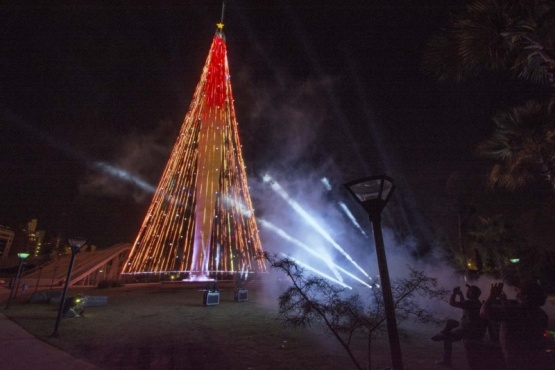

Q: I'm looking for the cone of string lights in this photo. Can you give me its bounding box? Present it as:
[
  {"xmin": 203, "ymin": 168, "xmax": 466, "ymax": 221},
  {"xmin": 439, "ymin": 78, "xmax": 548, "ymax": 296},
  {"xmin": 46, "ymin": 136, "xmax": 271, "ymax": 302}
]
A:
[{"xmin": 121, "ymin": 19, "xmax": 265, "ymax": 281}]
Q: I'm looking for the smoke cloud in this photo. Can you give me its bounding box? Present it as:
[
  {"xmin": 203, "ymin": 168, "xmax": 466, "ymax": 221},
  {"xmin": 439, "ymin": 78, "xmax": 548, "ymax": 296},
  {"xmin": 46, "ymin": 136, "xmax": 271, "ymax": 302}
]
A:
[
  {"xmin": 233, "ymin": 62, "xmax": 490, "ymax": 323},
  {"xmin": 79, "ymin": 119, "xmax": 176, "ymax": 203}
]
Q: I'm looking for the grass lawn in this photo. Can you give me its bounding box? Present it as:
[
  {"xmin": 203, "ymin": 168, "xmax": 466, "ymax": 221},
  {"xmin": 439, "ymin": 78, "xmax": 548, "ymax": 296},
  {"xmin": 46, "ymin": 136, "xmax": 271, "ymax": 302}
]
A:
[{"xmin": 3, "ymin": 281, "xmax": 470, "ymax": 370}]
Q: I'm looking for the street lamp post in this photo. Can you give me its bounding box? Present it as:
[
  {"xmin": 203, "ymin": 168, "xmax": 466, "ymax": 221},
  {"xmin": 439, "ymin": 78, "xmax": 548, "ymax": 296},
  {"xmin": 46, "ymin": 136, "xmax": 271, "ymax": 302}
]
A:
[
  {"xmin": 51, "ymin": 238, "xmax": 87, "ymax": 337},
  {"xmin": 5, "ymin": 252, "xmax": 30, "ymax": 309},
  {"xmin": 345, "ymin": 175, "xmax": 403, "ymax": 370}
]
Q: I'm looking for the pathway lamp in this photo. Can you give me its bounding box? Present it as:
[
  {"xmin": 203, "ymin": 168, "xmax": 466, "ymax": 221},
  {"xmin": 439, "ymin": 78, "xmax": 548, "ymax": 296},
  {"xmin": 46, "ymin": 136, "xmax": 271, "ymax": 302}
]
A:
[
  {"xmin": 52, "ymin": 238, "xmax": 86, "ymax": 337},
  {"xmin": 50, "ymin": 264, "xmax": 59, "ymax": 289},
  {"xmin": 5, "ymin": 252, "xmax": 30, "ymax": 309},
  {"xmin": 344, "ymin": 175, "xmax": 403, "ymax": 370},
  {"xmin": 510, "ymin": 257, "xmax": 522, "ymax": 283}
]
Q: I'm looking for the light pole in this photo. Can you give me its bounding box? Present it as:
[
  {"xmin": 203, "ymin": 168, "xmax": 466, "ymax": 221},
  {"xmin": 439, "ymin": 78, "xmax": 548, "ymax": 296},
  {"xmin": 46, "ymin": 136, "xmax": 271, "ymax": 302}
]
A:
[
  {"xmin": 345, "ymin": 175, "xmax": 403, "ymax": 370},
  {"xmin": 51, "ymin": 238, "xmax": 86, "ymax": 337},
  {"xmin": 5, "ymin": 252, "xmax": 30, "ymax": 309}
]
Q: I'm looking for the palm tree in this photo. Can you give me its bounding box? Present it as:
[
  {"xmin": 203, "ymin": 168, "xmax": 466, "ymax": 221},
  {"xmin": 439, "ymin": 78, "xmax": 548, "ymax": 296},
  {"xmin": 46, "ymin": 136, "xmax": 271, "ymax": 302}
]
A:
[
  {"xmin": 422, "ymin": 0, "xmax": 555, "ymax": 87},
  {"xmin": 466, "ymin": 214, "xmax": 522, "ymax": 277},
  {"xmin": 423, "ymin": 0, "xmax": 555, "ymax": 191},
  {"xmin": 477, "ymin": 98, "xmax": 555, "ymax": 191}
]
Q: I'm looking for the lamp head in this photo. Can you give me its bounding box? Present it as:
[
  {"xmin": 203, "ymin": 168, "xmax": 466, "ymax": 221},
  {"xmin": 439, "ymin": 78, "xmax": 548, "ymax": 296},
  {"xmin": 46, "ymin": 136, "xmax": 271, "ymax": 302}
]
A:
[
  {"xmin": 17, "ymin": 252, "xmax": 30, "ymax": 259},
  {"xmin": 67, "ymin": 238, "xmax": 87, "ymax": 253},
  {"xmin": 344, "ymin": 175, "xmax": 395, "ymax": 220}
]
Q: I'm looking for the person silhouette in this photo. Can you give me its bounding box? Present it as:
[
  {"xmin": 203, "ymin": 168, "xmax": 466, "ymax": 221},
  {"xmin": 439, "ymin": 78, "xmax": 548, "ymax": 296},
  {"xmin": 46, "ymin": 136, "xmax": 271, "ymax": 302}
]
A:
[
  {"xmin": 432, "ymin": 284, "xmax": 487, "ymax": 367},
  {"xmin": 480, "ymin": 281, "xmax": 548, "ymax": 370}
]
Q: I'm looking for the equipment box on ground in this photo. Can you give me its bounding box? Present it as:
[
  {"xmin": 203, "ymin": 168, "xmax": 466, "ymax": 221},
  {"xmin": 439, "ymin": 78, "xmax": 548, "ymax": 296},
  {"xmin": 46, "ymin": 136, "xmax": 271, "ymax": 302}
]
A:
[
  {"xmin": 234, "ymin": 288, "xmax": 248, "ymax": 302},
  {"xmin": 203, "ymin": 291, "xmax": 220, "ymax": 305}
]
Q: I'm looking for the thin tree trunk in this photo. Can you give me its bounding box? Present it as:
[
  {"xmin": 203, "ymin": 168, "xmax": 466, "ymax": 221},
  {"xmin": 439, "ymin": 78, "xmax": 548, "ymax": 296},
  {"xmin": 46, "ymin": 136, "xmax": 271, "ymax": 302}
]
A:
[{"xmin": 367, "ymin": 331, "xmax": 372, "ymax": 370}]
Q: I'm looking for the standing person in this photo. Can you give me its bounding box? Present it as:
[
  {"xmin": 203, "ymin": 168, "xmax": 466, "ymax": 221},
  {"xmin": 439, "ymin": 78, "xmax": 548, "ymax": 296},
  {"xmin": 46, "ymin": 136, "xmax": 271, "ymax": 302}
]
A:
[
  {"xmin": 432, "ymin": 284, "xmax": 487, "ymax": 366},
  {"xmin": 480, "ymin": 281, "xmax": 548, "ymax": 370}
]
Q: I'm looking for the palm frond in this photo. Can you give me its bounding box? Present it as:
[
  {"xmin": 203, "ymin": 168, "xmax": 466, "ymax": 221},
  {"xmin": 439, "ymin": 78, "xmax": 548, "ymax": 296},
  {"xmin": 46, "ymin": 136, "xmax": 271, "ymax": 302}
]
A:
[{"xmin": 422, "ymin": 0, "xmax": 555, "ymax": 86}]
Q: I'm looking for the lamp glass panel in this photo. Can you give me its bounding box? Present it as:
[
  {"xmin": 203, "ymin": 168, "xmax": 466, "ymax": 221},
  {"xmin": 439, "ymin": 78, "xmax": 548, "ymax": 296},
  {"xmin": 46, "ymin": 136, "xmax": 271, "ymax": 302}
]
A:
[
  {"xmin": 350, "ymin": 179, "xmax": 383, "ymax": 202},
  {"xmin": 68, "ymin": 238, "xmax": 87, "ymax": 249},
  {"xmin": 17, "ymin": 252, "xmax": 30, "ymax": 259},
  {"xmin": 381, "ymin": 180, "xmax": 393, "ymax": 200}
]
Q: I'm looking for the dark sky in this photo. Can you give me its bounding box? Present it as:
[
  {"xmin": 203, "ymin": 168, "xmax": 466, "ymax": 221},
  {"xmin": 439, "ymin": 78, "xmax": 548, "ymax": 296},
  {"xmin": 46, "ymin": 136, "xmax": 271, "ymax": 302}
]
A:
[{"xmin": 0, "ymin": 1, "xmax": 541, "ymax": 248}]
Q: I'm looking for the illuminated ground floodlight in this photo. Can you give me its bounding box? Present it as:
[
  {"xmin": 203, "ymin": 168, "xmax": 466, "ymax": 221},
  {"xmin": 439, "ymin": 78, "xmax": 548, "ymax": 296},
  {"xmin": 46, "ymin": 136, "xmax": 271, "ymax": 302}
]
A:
[
  {"xmin": 5, "ymin": 252, "xmax": 30, "ymax": 309},
  {"xmin": 52, "ymin": 238, "xmax": 87, "ymax": 337},
  {"xmin": 121, "ymin": 22, "xmax": 265, "ymax": 280}
]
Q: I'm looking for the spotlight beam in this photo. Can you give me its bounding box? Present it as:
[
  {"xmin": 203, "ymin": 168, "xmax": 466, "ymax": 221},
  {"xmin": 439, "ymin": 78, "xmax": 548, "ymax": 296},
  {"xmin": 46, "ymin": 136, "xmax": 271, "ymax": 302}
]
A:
[
  {"xmin": 263, "ymin": 174, "xmax": 370, "ymax": 279},
  {"xmin": 0, "ymin": 105, "xmax": 157, "ymax": 195},
  {"xmin": 282, "ymin": 253, "xmax": 352, "ymax": 290},
  {"xmin": 93, "ymin": 161, "xmax": 156, "ymax": 193},
  {"xmin": 338, "ymin": 202, "xmax": 368, "ymax": 237},
  {"xmin": 320, "ymin": 178, "xmax": 368, "ymax": 238},
  {"xmin": 260, "ymin": 219, "xmax": 374, "ymax": 289},
  {"xmin": 259, "ymin": 218, "xmax": 343, "ymax": 282}
]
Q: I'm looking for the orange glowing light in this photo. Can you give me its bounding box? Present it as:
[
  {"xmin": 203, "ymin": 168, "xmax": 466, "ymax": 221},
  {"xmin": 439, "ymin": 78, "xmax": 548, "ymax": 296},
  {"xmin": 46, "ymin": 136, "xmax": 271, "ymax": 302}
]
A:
[{"xmin": 121, "ymin": 26, "xmax": 265, "ymax": 279}]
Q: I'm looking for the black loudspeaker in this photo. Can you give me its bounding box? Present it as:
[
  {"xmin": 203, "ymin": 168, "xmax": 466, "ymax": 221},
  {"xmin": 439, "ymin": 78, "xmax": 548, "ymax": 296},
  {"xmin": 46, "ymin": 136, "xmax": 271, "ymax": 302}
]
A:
[
  {"xmin": 234, "ymin": 288, "xmax": 248, "ymax": 302},
  {"xmin": 203, "ymin": 291, "xmax": 220, "ymax": 305}
]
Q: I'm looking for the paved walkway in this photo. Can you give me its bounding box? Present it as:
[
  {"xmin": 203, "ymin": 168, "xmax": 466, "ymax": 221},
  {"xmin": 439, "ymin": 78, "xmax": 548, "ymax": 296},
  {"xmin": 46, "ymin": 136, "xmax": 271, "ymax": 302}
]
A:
[
  {"xmin": 0, "ymin": 286, "xmax": 98, "ymax": 370},
  {"xmin": 0, "ymin": 312, "xmax": 99, "ymax": 370}
]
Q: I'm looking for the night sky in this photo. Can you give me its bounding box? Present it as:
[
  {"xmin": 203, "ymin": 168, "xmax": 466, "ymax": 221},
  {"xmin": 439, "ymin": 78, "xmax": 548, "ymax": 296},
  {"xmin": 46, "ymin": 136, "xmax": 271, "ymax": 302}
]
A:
[{"xmin": 1, "ymin": 1, "xmax": 545, "ymax": 249}]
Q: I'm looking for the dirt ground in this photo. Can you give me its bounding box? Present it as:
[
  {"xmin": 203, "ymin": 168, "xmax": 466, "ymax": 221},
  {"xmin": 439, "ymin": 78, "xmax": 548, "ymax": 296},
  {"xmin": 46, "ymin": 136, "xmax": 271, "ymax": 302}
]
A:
[{"xmin": 3, "ymin": 281, "xmax": 472, "ymax": 370}]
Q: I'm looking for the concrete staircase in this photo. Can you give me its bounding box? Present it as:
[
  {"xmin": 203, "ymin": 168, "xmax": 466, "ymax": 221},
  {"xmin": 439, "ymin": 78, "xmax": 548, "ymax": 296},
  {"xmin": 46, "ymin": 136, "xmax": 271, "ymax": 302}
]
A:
[{"xmin": 19, "ymin": 243, "xmax": 131, "ymax": 289}]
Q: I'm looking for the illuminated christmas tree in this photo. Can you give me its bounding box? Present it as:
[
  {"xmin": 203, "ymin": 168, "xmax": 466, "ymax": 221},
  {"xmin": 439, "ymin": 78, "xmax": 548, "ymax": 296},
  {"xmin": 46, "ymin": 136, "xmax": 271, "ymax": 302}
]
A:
[{"xmin": 121, "ymin": 22, "xmax": 265, "ymax": 280}]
